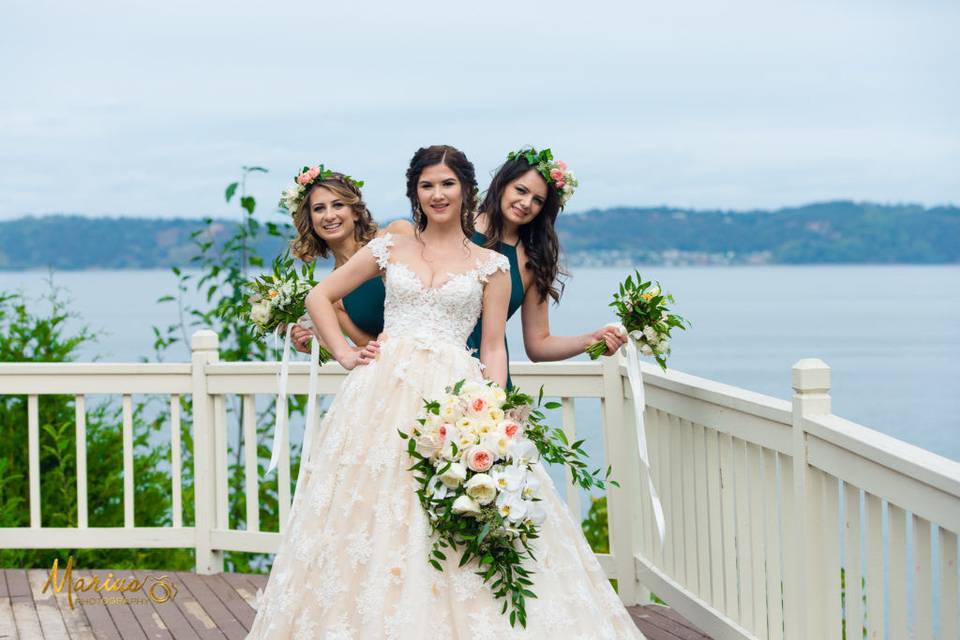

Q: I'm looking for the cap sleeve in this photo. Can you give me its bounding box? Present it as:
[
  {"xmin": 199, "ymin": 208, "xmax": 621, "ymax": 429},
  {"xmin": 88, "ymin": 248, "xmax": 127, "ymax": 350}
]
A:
[
  {"xmin": 477, "ymin": 251, "xmax": 510, "ymax": 283},
  {"xmin": 366, "ymin": 233, "xmax": 394, "ymax": 271}
]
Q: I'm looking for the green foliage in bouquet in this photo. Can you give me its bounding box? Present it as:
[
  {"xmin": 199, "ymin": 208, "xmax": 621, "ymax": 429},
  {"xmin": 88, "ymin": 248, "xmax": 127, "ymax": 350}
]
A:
[
  {"xmin": 507, "ymin": 386, "xmax": 617, "ymax": 492},
  {"xmin": 586, "ymin": 270, "xmax": 690, "ymax": 371}
]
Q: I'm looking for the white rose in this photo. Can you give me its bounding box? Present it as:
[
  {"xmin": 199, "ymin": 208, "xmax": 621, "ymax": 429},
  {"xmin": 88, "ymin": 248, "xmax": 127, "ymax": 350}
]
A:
[
  {"xmin": 426, "ymin": 474, "xmax": 450, "ymax": 500},
  {"xmin": 485, "ymin": 407, "xmax": 505, "ymax": 423},
  {"xmin": 437, "ymin": 462, "xmax": 467, "ymax": 489},
  {"xmin": 640, "ymin": 343, "xmax": 654, "ymax": 356},
  {"xmin": 451, "ymin": 495, "xmax": 482, "ymax": 517},
  {"xmin": 643, "ymin": 326, "xmax": 659, "ymax": 343},
  {"xmin": 415, "ymin": 433, "xmax": 442, "ymax": 459},
  {"xmin": 250, "ymin": 301, "xmax": 271, "ymax": 326},
  {"xmin": 464, "ymin": 473, "xmax": 498, "ymax": 505},
  {"xmin": 481, "ymin": 433, "xmax": 509, "ymax": 458},
  {"xmin": 655, "ymin": 339, "xmax": 670, "ymax": 354}
]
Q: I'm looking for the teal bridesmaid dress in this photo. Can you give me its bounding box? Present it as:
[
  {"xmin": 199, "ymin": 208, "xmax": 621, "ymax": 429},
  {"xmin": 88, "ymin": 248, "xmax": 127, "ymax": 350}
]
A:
[
  {"xmin": 341, "ymin": 276, "xmax": 386, "ymax": 338},
  {"xmin": 466, "ymin": 231, "xmax": 525, "ymax": 388}
]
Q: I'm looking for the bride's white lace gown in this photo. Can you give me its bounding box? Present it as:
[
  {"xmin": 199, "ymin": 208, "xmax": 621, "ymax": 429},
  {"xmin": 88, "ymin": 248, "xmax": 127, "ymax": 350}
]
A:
[{"xmin": 246, "ymin": 234, "xmax": 644, "ymax": 639}]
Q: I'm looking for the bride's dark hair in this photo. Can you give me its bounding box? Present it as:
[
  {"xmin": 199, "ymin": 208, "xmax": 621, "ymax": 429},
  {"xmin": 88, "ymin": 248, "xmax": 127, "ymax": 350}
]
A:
[
  {"xmin": 405, "ymin": 145, "xmax": 477, "ymax": 238},
  {"xmin": 478, "ymin": 155, "xmax": 566, "ymax": 304}
]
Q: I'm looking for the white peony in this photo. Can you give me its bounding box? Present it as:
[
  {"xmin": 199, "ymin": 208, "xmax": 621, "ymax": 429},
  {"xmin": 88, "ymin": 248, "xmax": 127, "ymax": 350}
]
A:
[
  {"xmin": 485, "ymin": 407, "xmax": 505, "ymax": 423},
  {"xmin": 437, "ymin": 462, "xmax": 467, "ymax": 489},
  {"xmin": 250, "ymin": 301, "xmax": 271, "ymax": 326},
  {"xmin": 464, "ymin": 473, "xmax": 498, "ymax": 505},
  {"xmin": 451, "ymin": 495, "xmax": 481, "ymax": 517}
]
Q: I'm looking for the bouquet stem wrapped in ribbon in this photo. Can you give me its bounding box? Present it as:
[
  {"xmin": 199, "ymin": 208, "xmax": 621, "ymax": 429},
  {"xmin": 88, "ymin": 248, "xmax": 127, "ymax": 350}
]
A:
[{"xmin": 399, "ymin": 380, "xmax": 614, "ymax": 628}]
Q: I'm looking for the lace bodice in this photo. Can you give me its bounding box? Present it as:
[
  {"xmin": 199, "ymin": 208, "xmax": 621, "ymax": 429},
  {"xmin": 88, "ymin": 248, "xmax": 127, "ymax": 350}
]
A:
[{"xmin": 367, "ymin": 234, "xmax": 510, "ymax": 348}]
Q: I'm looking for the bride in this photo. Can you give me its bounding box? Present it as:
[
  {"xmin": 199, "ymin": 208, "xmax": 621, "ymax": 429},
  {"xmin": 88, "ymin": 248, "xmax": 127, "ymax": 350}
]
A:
[{"xmin": 246, "ymin": 145, "xmax": 644, "ymax": 639}]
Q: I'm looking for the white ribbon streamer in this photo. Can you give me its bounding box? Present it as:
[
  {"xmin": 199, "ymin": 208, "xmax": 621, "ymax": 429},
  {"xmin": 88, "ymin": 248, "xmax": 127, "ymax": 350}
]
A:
[
  {"xmin": 267, "ymin": 323, "xmax": 294, "ymax": 475},
  {"xmin": 610, "ymin": 322, "xmax": 666, "ymax": 544},
  {"xmin": 296, "ymin": 336, "xmax": 321, "ymax": 487}
]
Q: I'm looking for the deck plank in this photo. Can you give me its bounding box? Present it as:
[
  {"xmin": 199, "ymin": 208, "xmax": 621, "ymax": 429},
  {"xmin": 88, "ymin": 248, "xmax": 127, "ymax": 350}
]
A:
[
  {"xmin": 25, "ymin": 570, "xmax": 70, "ymax": 640},
  {"xmin": 35, "ymin": 567, "xmax": 96, "ymax": 640},
  {"xmin": 0, "ymin": 570, "xmax": 8, "ymax": 598},
  {"xmin": 628, "ymin": 605, "xmax": 712, "ymax": 640},
  {"xmin": 217, "ymin": 574, "xmax": 259, "ymax": 610},
  {"xmin": 163, "ymin": 572, "xmax": 227, "ymax": 640},
  {"xmin": 70, "ymin": 570, "xmax": 122, "ymax": 640},
  {"xmin": 88, "ymin": 570, "xmax": 148, "ymax": 640},
  {"xmin": 173, "ymin": 573, "xmax": 246, "ymax": 640},
  {"xmin": 0, "ymin": 596, "xmax": 18, "ymax": 640},
  {"xmin": 103, "ymin": 570, "xmax": 172, "ymax": 640},
  {"xmin": 200, "ymin": 575, "xmax": 255, "ymax": 631},
  {"xmin": 128, "ymin": 570, "xmax": 200, "ymax": 640},
  {"xmin": 10, "ymin": 596, "xmax": 42, "ymax": 640}
]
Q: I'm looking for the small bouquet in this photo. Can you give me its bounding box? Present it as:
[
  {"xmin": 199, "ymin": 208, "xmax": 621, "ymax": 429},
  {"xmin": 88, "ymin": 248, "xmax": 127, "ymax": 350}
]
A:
[
  {"xmin": 220, "ymin": 252, "xmax": 332, "ymax": 362},
  {"xmin": 399, "ymin": 379, "xmax": 613, "ymax": 628},
  {"xmin": 586, "ymin": 271, "xmax": 689, "ymax": 371}
]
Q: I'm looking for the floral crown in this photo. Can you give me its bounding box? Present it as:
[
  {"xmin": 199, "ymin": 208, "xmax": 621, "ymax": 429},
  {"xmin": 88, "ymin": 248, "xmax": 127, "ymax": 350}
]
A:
[
  {"xmin": 506, "ymin": 147, "xmax": 578, "ymax": 207},
  {"xmin": 278, "ymin": 164, "xmax": 365, "ymax": 214}
]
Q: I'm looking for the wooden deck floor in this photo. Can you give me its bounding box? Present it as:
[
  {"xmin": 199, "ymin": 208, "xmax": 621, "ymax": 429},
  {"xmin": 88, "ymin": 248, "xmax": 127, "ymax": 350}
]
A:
[{"xmin": 0, "ymin": 568, "xmax": 711, "ymax": 639}]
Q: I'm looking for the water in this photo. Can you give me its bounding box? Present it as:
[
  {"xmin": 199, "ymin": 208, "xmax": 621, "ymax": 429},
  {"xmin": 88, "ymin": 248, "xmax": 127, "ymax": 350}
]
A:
[{"xmin": 1, "ymin": 265, "xmax": 958, "ymax": 462}]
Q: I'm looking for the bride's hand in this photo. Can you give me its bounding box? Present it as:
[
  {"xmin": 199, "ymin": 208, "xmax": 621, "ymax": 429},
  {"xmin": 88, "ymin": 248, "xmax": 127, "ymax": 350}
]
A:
[
  {"xmin": 337, "ymin": 341, "xmax": 380, "ymax": 370},
  {"xmin": 586, "ymin": 326, "xmax": 627, "ymax": 357}
]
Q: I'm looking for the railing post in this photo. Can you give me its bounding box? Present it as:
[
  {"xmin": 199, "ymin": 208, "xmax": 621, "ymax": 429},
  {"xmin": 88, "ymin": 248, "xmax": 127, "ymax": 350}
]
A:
[
  {"xmin": 786, "ymin": 358, "xmax": 831, "ymax": 639},
  {"xmin": 191, "ymin": 329, "xmax": 222, "ymax": 574},
  {"xmin": 601, "ymin": 355, "xmax": 643, "ymax": 605}
]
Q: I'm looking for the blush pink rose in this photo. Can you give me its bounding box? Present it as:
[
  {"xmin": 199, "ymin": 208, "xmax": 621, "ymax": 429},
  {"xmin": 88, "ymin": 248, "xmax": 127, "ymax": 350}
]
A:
[
  {"xmin": 470, "ymin": 397, "xmax": 487, "ymax": 414},
  {"xmin": 504, "ymin": 422, "xmax": 519, "ymax": 438},
  {"xmin": 555, "ymin": 179, "xmax": 566, "ymax": 190},
  {"xmin": 556, "ymin": 160, "xmax": 568, "ymax": 171},
  {"xmin": 550, "ymin": 168, "xmax": 564, "ymax": 182},
  {"xmin": 306, "ymin": 166, "xmax": 320, "ymax": 180},
  {"xmin": 465, "ymin": 446, "xmax": 494, "ymax": 472},
  {"xmin": 296, "ymin": 173, "xmax": 311, "ymax": 186}
]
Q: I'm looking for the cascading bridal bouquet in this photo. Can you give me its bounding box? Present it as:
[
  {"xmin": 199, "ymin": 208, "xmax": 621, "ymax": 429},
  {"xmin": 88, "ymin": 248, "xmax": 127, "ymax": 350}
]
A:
[
  {"xmin": 398, "ymin": 379, "xmax": 615, "ymax": 628},
  {"xmin": 585, "ymin": 271, "xmax": 689, "ymax": 371}
]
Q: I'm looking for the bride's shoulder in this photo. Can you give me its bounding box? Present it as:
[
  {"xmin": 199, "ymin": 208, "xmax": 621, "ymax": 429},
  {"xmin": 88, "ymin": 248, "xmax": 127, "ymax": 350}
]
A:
[{"xmin": 472, "ymin": 245, "xmax": 510, "ymax": 281}]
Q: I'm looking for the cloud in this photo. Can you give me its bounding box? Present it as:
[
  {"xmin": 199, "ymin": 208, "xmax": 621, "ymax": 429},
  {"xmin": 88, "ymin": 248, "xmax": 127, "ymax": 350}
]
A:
[{"xmin": 1, "ymin": 0, "xmax": 957, "ymax": 219}]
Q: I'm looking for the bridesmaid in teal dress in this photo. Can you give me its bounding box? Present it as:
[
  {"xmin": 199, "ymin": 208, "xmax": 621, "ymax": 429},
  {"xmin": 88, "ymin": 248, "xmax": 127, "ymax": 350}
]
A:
[
  {"xmin": 467, "ymin": 148, "xmax": 626, "ymax": 387},
  {"xmin": 284, "ymin": 166, "xmax": 412, "ymax": 354}
]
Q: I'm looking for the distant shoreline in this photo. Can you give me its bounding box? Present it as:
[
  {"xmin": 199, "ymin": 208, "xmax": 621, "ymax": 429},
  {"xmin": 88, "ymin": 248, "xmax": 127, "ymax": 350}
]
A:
[{"xmin": 1, "ymin": 201, "xmax": 957, "ymax": 270}]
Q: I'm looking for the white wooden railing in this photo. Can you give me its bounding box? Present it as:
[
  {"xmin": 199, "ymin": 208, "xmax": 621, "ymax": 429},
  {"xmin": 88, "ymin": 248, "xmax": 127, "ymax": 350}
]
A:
[{"xmin": 1, "ymin": 329, "xmax": 958, "ymax": 640}]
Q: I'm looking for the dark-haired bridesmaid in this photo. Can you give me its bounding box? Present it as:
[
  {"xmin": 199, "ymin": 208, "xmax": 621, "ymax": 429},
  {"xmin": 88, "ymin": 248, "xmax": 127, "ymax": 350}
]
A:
[
  {"xmin": 467, "ymin": 148, "xmax": 625, "ymax": 387},
  {"xmin": 282, "ymin": 166, "xmax": 412, "ymax": 354}
]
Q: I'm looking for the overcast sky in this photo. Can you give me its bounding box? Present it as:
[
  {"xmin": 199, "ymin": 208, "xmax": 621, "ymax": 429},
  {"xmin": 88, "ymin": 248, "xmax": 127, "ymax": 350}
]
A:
[{"xmin": 1, "ymin": 0, "xmax": 957, "ymax": 222}]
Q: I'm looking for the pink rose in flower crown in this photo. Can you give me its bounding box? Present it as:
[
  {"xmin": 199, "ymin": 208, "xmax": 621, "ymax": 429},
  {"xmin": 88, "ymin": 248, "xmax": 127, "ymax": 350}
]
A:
[
  {"xmin": 306, "ymin": 166, "xmax": 321, "ymax": 181},
  {"xmin": 464, "ymin": 445, "xmax": 495, "ymax": 472},
  {"xmin": 296, "ymin": 172, "xmax": 311, "ymax": 186},
  {"xmin": 549, "ymin": 168, "xmax": 564, "ymax": 183},
  {"xmin": 556, "ymin": 160, "xmax": 568, "ymax": 172}
]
